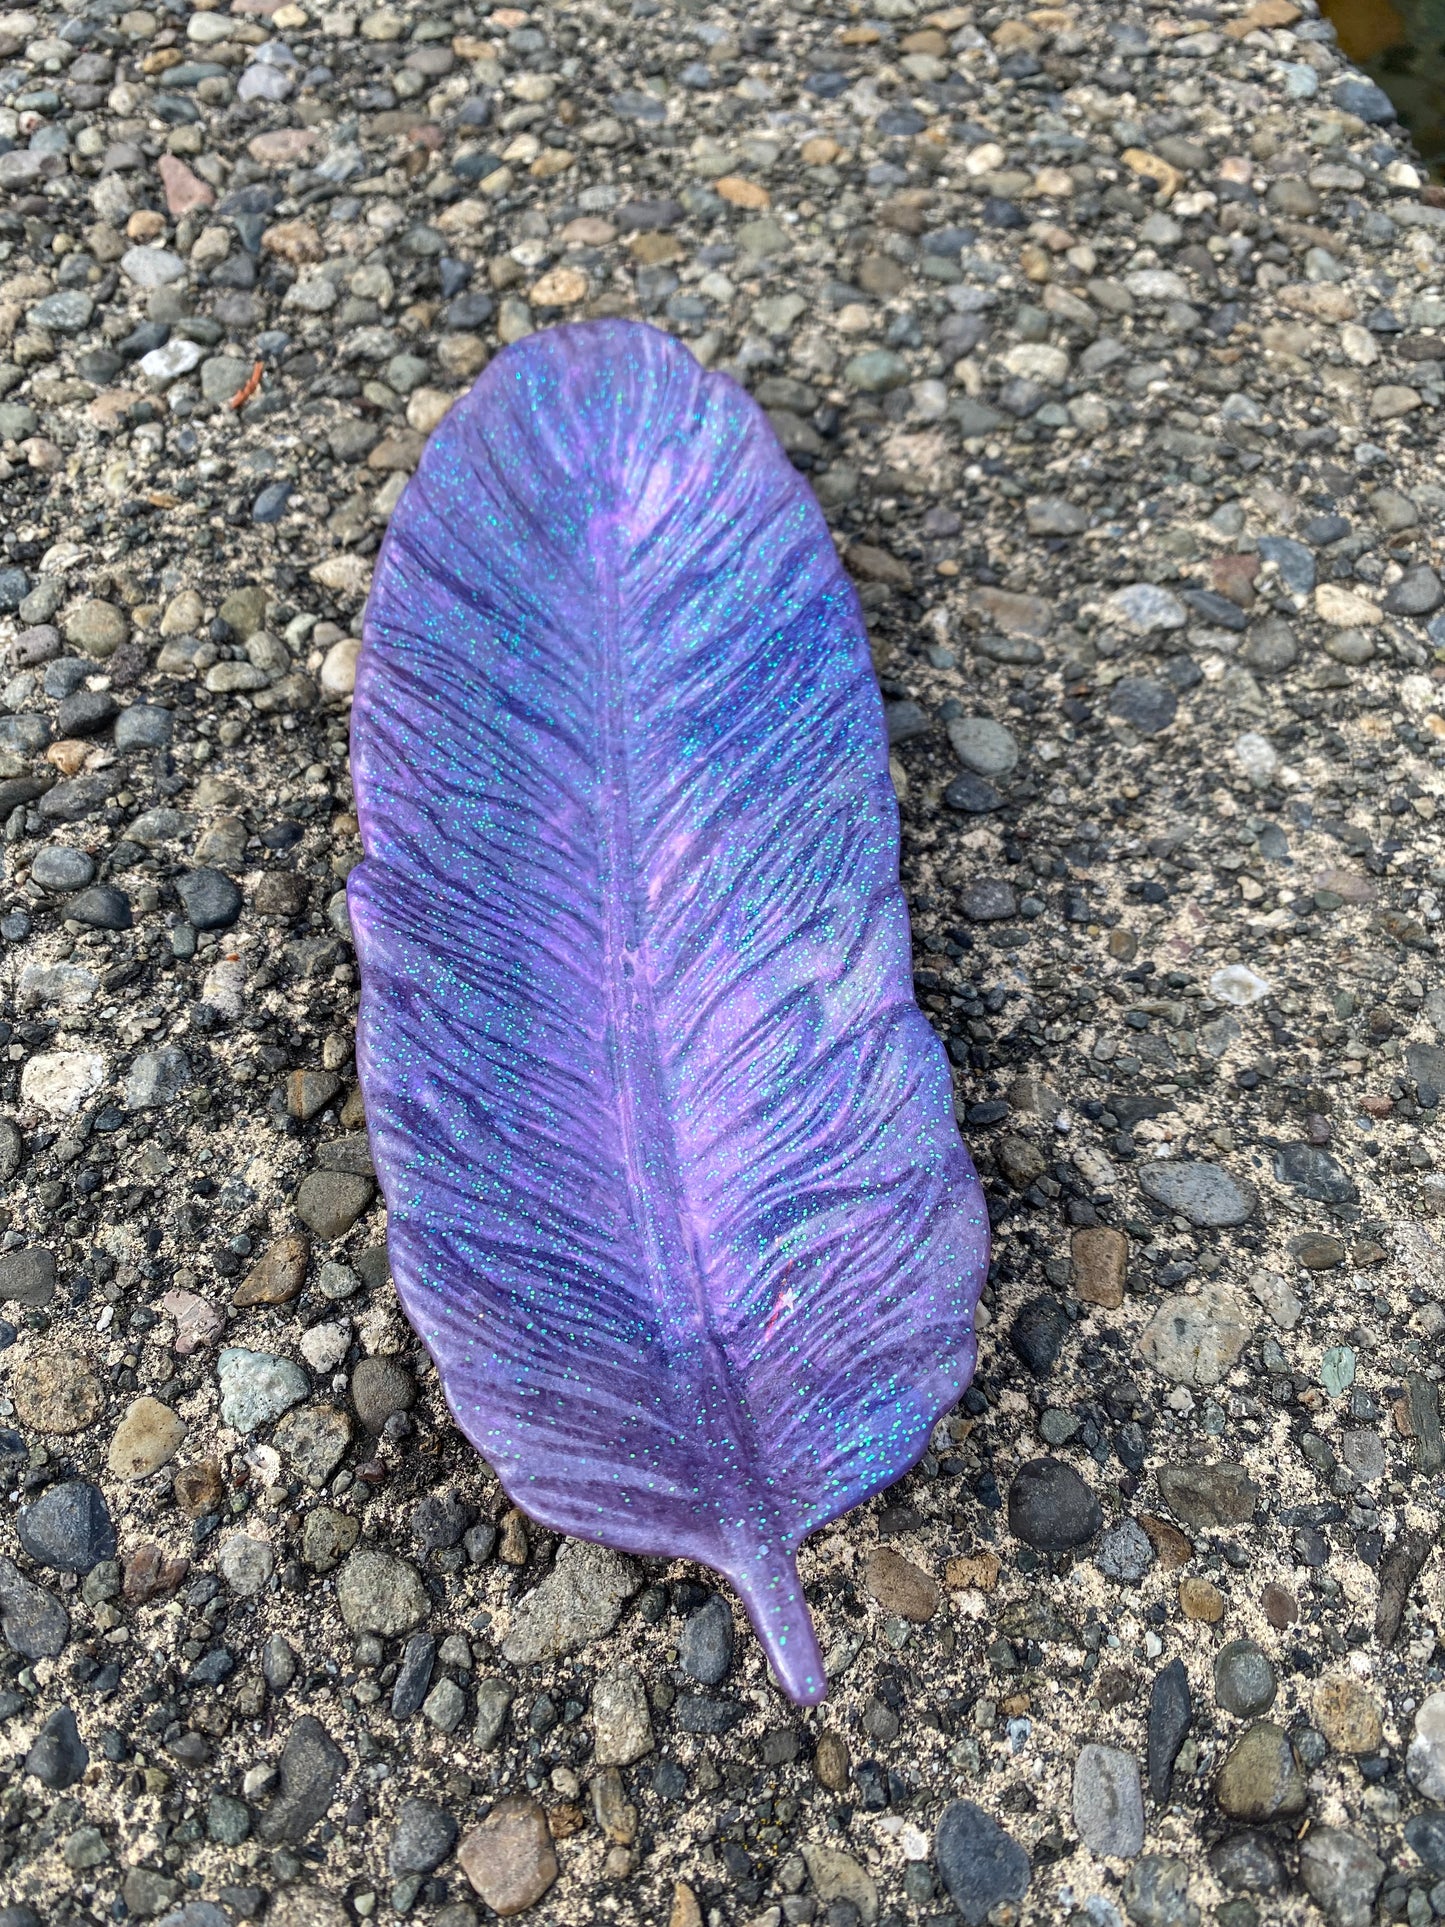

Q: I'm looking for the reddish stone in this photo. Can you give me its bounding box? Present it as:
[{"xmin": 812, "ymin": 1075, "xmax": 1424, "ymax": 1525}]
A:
[
  {"xmin": 157, "ymin": 153, "xmax": 214, "ymax": 218},
  {"xmin": 124, "ymin": 1542, "xmax": 190, "ymax": 1603},
  {"xmin": 1210, "ymin": 551, "xmax": 1260, "ymax": 607}
]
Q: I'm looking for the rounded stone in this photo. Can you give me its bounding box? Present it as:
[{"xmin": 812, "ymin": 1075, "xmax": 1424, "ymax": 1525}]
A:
[
  {"xmin": 30, "ymin": 847, "xmax": 95, "ymax": 893},
  {"xmin": 1214, "ymin": 1640, "xmax": 1277, "ymax": 1718},
  {"xmin": 679, "ymin": 1593, "xmax": 735, "ymax": 1685},
  {"xmin": 351, "ymin": 1355, "xmax": 416, "ymax": 1432},
  {"xmin": 175, "ymin": 867, "xmax": 243, "ymax": 931},
  {"xmin": 1007, "ymin": 1458, "xmax": 1102, "ymax": 1551},
  {"xmin": 336, "ymin": 1546, "xmax": 429, "ymax": 1635},
  {"xmin": 1215, "ymin": 1721, "xmax": 1306, "ymax": 1820},
  {"xmin": 62, "ymin": 600, "xmax": 128, "ymax": 659},
  {"xmin": 11, "ymin": 1349, "xmax": 105, "ymax": 1435},
  {"xmin": 947, "ymin": 715, "xmax": 1020, "ymax": 777},
  {"xmin": 114, "ymin": 705, "xmax": 173, "ymax": 751},
  {"xmin": 67, "ymin": 885, "xmax": 132, "ymax": 932},
  {"xmin": 107, "ymin": 1396, "xmax": 186, "ymax": 1480}
]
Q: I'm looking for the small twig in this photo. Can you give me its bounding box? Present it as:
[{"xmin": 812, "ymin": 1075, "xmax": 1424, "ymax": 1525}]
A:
[{"xmin": 229, "ymin": 360, "xmax": 264, "ymax": 412}]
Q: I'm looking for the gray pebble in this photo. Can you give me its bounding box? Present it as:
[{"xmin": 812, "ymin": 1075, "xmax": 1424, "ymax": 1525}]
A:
[
  {"xmin": 29, "ymin": 847, "xmax": 95, "ymax": 893},
  {"xmin": 389, "ymin": 1799, "xmax": 457, "ymax": 1877},
  {"xmin": 17, "ymin": 1480, "xmax": 116, "ymax": 1573},
  {"xmin": 1073, "ymin": 1742, "xmax": 1145, "ymax": 1858},
  {"xmin": 1095, "ymin": 1519, "xmax": 1153, "ymax": 1584},
  {"xmin": 1214, "ymin": 1640, "xmax": 1277, "ymax": 1718},
  {"xmin": 1138, "ymin": 1161, "xmax": 1255, "ymax": 1227},
  {"xmin": 25, "ymin": 1705, "xmax": 88, "ymax": 1789},
  {"xmin": 679, "ymin": 1591, "xmax": 736, "ymax": 1686}
]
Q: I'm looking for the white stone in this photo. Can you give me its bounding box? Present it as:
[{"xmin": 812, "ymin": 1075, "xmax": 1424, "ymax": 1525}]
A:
[
  {"xmin": 1209, "ymin": 963, "xmax": 1270, "ymax": 1007},
  {"xmin": 21, "ymin": 1050, "xmax": 106, "ymax": 1117},
  {"xmin": 1408, "ymin": 1692, "xmax": 1445, "ymax": 1802},
  {"xmin": 320, "ymin": 636, "xmax": 360, "ymax": 697},
  {"xmin": 140, "ymin": 339, "xmax": 205, "ymax": 388},
  {"xmin": 299, "ymin": 1321, "xmax": 350, "ymax": 1375},
  {"xmin": 1002, "ymin": 342, "xmax": 1069, "ymax": 384},
  {"xmin": 1233, "ymin": 731, "xmax": 1277, "ymax": 786},
  {"xmin": 1248, "ymin": 1268, "xmax": 1302, "ymax": 1330}
]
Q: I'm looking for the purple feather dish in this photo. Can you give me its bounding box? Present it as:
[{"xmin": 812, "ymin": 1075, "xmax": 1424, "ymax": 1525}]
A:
[{"xmin": 348, "ymin": 319, "xmax": 988, "ymax": 1703}]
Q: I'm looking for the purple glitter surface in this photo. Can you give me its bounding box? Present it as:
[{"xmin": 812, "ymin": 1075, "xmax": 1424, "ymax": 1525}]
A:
[{"xmin": 348, "ymin": 319, "xmax": 987, "ymax": 1703}]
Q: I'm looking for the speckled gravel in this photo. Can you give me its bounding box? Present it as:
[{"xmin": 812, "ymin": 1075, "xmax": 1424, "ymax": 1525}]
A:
[{"xmin": 1, "ymin": 0, "xmax": 1444, "ymax": 1924}]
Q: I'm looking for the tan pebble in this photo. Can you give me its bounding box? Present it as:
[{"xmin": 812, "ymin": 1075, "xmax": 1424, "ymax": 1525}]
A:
[
  {"xmin": 1315, "ymin": 1675, "xmax": 1382, "ymax": 1753},
  {"xmin": 458, "ymin": 1795, "xmax": 559, "ymax": 1915},
  {"xmin": 716, "ymin": 175, "xmax": 770, "ymax": 210},
  {"xmin": 232, "ymin": 1230, "xmax": 310, "ymax": 1307},
  {"xmin": 1072, "ymin": 1225, "xmax": 1128, "ymax": 1307},
  {"xmin": 529, "ymin": 266, "xmax": 587, "ymax": 306},
  {"xmin": 108, "ymin": 1395, "xmax": 186, "ymax": 1480},
  {"xmin": 1179, "ymin": 1575, "xmax": 1225, "ymax": 1622},
  {"xmin": 669, "ymin": 1882, "xmax": 704, "ymax": 1927},
  {"xmin": 814, "ymin": 1729, "xmax": 850, "ymax": 1791},
  {"xmin": 864, "ymin": 1545, "xmax": 938, "ymax": 1621},
  {"xmin": 12, "ymin": 1348, "xmax": 104, "ymax": 1435},
  {"xmin": 945, "ymin": 1549, "xmax": 1002, "ymax": 1592}
]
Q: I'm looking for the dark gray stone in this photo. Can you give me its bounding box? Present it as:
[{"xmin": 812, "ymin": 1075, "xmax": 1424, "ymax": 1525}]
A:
[
  {"xmin": 114, "ymin": 705, "xmax": 173, "ymax": 751},
  {"xmin": 0, "ymin": 1555, "xmax": 69, "ymax": 1659},
  {"xmin": 1109, "ymin": 677, "xmax": 1177, "ymax": 736},
  {"xmin": 1122, "ymin": 1854, "xmax": 1201, "ymax": 1927},
  {"xmin": 1385, "ymin": 565, "xmax": 1443, "ymax": 617},
  {"xmin": 1214, "ymin": 1640, "xmax": 1276, "ymax": 1718},
  {"xmin": 674, "ymin": 1694, "xmax": 745, "ymax": 1733},
  {"xmin": 0, "ymin": 1247, "xmax": 55, "ymax": 1307},
  {"xmin": 885, "ymin": 700, "xmax": 929, "ymax": 746},
  {"xmin": 934, "ymin": 1799, "xmax": 1030, "ymax": 1926},
  {"xmin": 56, "ymin": 689, "xmax": 118, "ymax": 736},
  {"xmin": 391, "ymin": 1634, "xmax": 437, "ymax": 1720},
  {"xmin": 17, "ymin": 1481, "xmax": 116, "ymax": 1572},
  {"xmin": 1273, "ymin": 1143, "xmax": 1357, "ymax": 1204},
  {"xmin": 679, "ymin": 1593, "xmax": 734, "ymax": 1686},
  {"xmin": 1333, "ymin": 76, "xmax": 1397, "ymax": 122},
  {"xmin": 1209, "ymin": 1833, "xmax": 1282, "ymax": 1894},
  {"xmin": 1148, "ymin": 1659, "xmax": 1191, "ymax": 1803},
  {"xmin": 1256, "ymin": 536, "xmax": 1315, "ymax": 594},
  {"xmin": 175, "ymin": 867, "xmax": 243, "ymax": 930},
  {"xmin": 1009, "ymin": 1294, "xmax": 1067, "ymax": 1375},
  {"xmin": 1007, "ymin": 1458, "xmax": 1101, "ymax": 1551},
  {"xmin": 25, "ymin": 1706, "xmax": 88, "ymax": 1788},
  {"xmin": 388, "ymin": 1798, "xmax": 457, "ymax": 1876},
  {"xmin": 67, "ymin": 885, "xmax": 132, "ymax": 931},
  {"xmin": 257, "ymin": 1714, "xmax": 345, "ymax": 1845}
]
